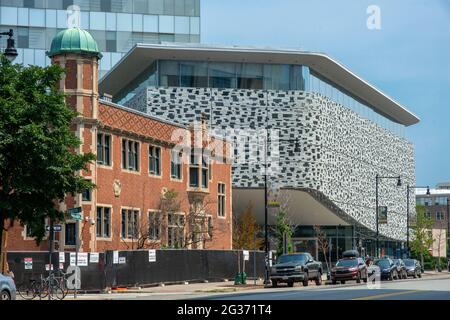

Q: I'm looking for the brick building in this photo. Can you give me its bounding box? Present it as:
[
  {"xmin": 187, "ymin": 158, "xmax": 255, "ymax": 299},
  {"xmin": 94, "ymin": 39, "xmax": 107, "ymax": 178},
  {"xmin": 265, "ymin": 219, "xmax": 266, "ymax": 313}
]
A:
[{"xmin": 6, "ymin": 28, "xmax": 233, "ymax": 253}]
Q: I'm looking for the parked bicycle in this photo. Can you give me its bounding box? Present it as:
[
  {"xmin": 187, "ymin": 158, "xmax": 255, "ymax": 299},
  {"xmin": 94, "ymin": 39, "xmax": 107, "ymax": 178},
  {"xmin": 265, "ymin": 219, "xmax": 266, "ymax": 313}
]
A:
[{"xmin": 18, "ymin": 273, "xmax": 66, "ymax": 300}]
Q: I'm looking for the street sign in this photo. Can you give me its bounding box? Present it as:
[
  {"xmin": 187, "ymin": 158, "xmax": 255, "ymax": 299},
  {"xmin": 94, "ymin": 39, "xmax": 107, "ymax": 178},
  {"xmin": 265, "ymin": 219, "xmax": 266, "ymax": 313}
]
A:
[
  {"xmin": 46, "ymin": 225, "xmax": 62, "ymax": 232},
  {"xmin": 68, "ymin": 207, "xmax": 83, "ymax": 221}
]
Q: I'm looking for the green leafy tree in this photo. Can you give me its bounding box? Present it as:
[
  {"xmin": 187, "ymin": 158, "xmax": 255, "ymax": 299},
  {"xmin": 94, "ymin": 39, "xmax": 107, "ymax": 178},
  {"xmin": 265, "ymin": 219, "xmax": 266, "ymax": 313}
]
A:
[
  {"xmin": 233, "ymin": 205, "xmax": 264, "ymax": 250},
  {"xmin": 274, "ymin": 208, "xmax": 293, "ymax": 257},
  {"xmin": 0, "ymin": 56, "xmax": 95, "ymax": 272},
  {"xmin": 410, "ymin": 205, "xmax": 434, "ymax": 270}
]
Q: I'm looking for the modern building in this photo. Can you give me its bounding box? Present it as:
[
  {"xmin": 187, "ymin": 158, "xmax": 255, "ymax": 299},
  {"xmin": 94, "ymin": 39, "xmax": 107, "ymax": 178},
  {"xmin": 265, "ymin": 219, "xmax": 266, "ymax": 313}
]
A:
[
  {"xmin": 99, "ymin": 43, "xmax": 420, "ymax": 260},
  {"xmin": 0, "ymin": 0, "xmax": 201, "ymax": 77},
  {"xmin": 7, "ymin": 28, "xmax": 232, "ymax": 253},
  {"xmin": 416, "ymin": 184, "xmax": 450, "ymax": 257}
]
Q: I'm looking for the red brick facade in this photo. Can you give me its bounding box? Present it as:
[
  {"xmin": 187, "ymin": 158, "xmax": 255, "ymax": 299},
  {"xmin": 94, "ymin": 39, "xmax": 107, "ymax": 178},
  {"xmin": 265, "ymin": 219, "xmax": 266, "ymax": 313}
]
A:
[{"xmin": 6, "ymin": 51, "xmax": 233, "ymax": 253}]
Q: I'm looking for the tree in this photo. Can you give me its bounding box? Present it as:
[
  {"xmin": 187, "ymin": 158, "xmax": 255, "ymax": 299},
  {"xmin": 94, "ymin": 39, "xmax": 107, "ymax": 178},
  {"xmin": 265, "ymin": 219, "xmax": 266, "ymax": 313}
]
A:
[
  {"xmin": 0, "ymin": 56, "xmax": 95, "ymax": 273},
  {"xmin": 233, "ymin": 205, "xmax": 264, "ymax": 250},
  {"xmin": 274, "ymin": 208, "xmax": 293, "ymax": 257},
  {"xmin": 314, "ymin": 225, "xmax": 330, "ymax": 274},
  {"xmin": 410, "ymin": 205, "xmax": 434, "ymax": 270}
]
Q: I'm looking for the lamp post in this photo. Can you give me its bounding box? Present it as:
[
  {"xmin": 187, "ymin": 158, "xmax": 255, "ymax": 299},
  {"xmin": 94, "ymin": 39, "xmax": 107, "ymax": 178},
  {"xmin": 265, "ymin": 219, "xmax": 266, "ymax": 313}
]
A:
[
  {"xmin": 0, "ymin": 29, "xmax": 18, "ymax": 62},
  {"xmin": 375, "ymin": 175, "xmax": 402, "ymax": 258},
  {"xmin": 263, "ymin": 135, "xmax": 301, "ymax": 285},
  {"xmin": 406, "ymin": 185, "xmax": 430, "ymax": 258}
]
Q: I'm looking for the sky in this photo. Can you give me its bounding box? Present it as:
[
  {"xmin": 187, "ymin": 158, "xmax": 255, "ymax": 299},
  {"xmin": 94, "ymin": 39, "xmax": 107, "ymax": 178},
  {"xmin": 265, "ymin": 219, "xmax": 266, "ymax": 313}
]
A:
[{"xmin": 201, "ymin": 0, "xmax": 450, "ymax": 187}]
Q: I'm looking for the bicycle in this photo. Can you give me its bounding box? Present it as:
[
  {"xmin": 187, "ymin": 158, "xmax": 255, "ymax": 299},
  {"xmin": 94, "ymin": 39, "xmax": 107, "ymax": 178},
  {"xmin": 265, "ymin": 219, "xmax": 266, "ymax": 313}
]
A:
[{"xmin": 18, "ymin": 274, "xmax": 65, "ymax": 300}]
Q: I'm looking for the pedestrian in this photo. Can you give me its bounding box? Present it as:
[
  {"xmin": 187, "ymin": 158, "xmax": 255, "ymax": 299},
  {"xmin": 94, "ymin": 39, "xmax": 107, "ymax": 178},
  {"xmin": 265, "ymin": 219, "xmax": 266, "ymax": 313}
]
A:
[{"xmin": 365, "ymin": 255, "xmax": 372, "ymax": 266}]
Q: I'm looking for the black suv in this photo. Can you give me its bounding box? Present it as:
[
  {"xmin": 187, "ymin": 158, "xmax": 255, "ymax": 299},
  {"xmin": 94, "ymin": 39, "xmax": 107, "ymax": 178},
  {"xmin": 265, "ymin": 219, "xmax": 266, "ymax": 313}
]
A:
[
  {"xmin": 331, "ymin": 257, "xmax": 368, "ymax": 284},
  {"xmin": 270, "ymin": 253, "xmax": 323, "ymax": 287}
]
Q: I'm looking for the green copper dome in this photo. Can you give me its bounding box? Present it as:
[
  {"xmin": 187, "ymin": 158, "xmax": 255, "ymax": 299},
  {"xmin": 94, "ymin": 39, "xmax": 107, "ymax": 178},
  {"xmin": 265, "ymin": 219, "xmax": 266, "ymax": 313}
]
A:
[{"xmin": 48, "ymin": 28, "xmax": 102, "ymax": 59}]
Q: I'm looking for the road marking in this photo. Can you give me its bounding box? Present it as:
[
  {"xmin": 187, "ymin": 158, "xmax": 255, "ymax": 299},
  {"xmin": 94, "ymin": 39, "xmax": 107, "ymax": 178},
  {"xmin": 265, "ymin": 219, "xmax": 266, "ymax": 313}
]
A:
[{"xmin": 352, "ymin": 290, "xmax": 422, "ymax": 300}]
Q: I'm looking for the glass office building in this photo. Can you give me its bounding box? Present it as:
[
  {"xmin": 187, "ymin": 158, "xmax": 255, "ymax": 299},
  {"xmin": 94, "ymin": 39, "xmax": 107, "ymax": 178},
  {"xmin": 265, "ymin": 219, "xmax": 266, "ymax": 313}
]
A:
[{"xmin": 0, "ymin": 0, "xmax": 201, "ymax": 77}]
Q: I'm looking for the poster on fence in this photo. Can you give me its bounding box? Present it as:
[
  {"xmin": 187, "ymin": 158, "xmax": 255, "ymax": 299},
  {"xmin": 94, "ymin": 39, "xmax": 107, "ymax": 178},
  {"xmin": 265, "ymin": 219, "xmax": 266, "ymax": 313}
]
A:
[
  {"xmin": 113, "ymin": 251, "xmax": 119, "ymax": 264},
  {"xmin": 149, "ymin": 250, "xmax": 156, "ymax": 262},
  {"xmin": 59, "ymin": 252, "xmax": 65, "ymax": 263},
  {"xmin": 119, "ymin": 257, "xmax": 126, "ymax": 264},
  {"xmin": 90, "ymin": 253, "xmax": 99, "ymax": 263},
  {"xmin": 70, "ymin": 252, "xmax": 76, "ymax": 266},
  {"xmin": 77, "ymin": 253, "xmax": 88, "ymax": 266},
  {"xmin": 24, "ymin": 258, "xmax": 33, "ymax": 270}
]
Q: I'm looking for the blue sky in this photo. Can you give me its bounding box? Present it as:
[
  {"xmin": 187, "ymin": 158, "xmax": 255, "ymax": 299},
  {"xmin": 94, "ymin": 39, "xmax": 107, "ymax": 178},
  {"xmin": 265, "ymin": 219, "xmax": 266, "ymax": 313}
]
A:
[{"xmin": 201, "ymin": 0, "xmax": 450, "ymax": 187}]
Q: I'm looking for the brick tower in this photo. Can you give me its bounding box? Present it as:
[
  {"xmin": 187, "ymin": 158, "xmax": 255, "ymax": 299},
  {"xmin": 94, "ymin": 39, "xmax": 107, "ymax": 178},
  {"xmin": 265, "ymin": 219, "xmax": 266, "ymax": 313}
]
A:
[{"xmin": 47, "ymin": 28, "xmax": 102, "ymax": 252}]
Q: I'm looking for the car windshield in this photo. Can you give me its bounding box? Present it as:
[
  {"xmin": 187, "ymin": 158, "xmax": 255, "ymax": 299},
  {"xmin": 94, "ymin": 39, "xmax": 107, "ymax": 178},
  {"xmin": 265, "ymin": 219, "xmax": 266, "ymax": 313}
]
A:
[
  {"xmin": 278, "ymin": 254, "xmax": 308, "ymax": 264},
  {"xmin": 374, "ymin": 260, "xmax": 391, "ymax": 268},
  {"xmin": 403, "ymin": 259, "xmax": 415, "ymax": 267},
  {"xmin": 393, "ymin": 260, "xmax": 400, "ymax": 265},
  {"xmin": 336, "ymin": 259, "xmax": 358, "ymax": 267}
]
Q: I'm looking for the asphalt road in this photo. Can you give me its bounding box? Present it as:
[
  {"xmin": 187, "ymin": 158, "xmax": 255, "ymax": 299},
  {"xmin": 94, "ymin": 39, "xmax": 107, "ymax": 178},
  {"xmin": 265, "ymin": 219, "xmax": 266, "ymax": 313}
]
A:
[{"xmin": 203, "ymin": 276, "xmax": 450, "ymax": 300}]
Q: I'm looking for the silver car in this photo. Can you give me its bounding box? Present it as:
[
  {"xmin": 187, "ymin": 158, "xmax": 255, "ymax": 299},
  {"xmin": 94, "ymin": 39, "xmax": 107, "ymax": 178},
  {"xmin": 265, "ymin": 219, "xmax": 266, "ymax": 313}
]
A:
[{"xmin": 0, "ymin": 273, "xmax": 16, "ymax": 300}]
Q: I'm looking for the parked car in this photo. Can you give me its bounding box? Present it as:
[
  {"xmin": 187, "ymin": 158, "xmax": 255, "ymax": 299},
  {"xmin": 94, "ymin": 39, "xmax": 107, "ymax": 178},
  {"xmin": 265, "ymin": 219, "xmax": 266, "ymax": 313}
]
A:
[
  {"xmin": 373, "ymin": 258, "xmax": 398, "ymax": 281},
  {"xmin": 270, "ymin": 253, "xmax": 323, "ymax": 287},
  {"xmin": 0, "ymin": 273, "xmax": 16, "ymax": 300},
  {"xmin": 403, "ymin": 259, "xmax": 422, "ymax": 278},
  {"xmin": 393, "ymin": 259, "xmax": 408, "ymax": 279},
  {"xmin": 331, "ymin": 257, "xmax": 368, "ymax": 284}
]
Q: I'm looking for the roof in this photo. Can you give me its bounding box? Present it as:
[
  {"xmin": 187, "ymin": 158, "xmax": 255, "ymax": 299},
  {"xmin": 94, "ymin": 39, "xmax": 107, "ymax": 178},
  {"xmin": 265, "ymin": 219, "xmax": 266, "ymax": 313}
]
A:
[
  {"xmin": 416, "ymin": 189, "xmax": 450, "ymax": 196},
  {"xmin": 99, "ymin": 43, "xmax": 420, "ymax": 126},
  {"xmin": 47, "ymin": 28, "xmax": 102, "ymax": 59}
]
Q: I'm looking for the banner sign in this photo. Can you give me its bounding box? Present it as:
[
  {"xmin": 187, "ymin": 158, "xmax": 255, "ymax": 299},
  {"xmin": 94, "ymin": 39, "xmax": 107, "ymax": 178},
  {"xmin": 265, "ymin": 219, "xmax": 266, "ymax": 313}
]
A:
[{"xmin": 378, "ymin": 206, "xmax": 388, "ymax": 224}]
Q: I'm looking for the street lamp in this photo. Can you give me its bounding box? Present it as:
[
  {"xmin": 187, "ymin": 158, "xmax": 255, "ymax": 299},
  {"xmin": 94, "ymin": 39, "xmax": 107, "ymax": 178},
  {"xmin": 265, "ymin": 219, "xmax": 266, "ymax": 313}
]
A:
[
  {"xmin": 0, "ymin": 29, "xmax": 18, "ymax": 62},
  {"xmin": 375, "ymin": 175, "xmax": 402, "ymax": 258},
  {"xmin": 406, "ymin": 185, "xmax": 430, "ymax": 258},
  {"xmin": 263, "ymin": 135, "xmax": 301, "ymax": 285}
]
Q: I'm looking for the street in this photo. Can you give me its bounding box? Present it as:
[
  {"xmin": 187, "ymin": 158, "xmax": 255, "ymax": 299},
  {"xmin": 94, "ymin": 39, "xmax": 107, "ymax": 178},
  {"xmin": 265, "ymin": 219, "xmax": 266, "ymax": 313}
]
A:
[{"xmin": 64, "ymin": 273, "xmax": 450, "ymax": 300}]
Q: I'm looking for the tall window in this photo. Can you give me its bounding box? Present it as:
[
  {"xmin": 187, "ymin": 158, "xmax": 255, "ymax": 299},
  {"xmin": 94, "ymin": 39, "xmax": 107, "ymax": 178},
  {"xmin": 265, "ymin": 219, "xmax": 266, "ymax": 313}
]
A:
[
  {"xmin": 122, "ymin": 139, "xmax": 140, "ymax": 171},
  {"xmin": 121, "ymin": 209, "xmax": 139, "ymax": 239},
  {"xmin": 436, "ymin": 212, "xmax": 445, "ymax": 221},
  {"xmin": 171, "ymin": 150, "xmax": 182, "ymax": 180},
  {"xmin": 218, "ymin": 183, "xmax": 226, "ymax": 217},
  {"xmin": 96, "ymin": 207, "xmax": 111, "ymax": 238},
  {"xmin": 97, "ymin": 133, "xmax": 111, "ymax": 166},
  {"xmin": 65, "ymin": 223, "xmax": 76, "ymax": 246},
  {"xmin": 167, "ymin": 213, "xmax": 184, "ymax": 248},
  {"xmin": 149, "ymin": 146, "xmax": 161, "ymax": 176},
  {"xmin": 148, "ymin": 211, "xmax": 161, "ymax": 241},
  {"xmin": 189, "ymin": 149, "xmax": 209, "ymax": 188},
  {"xmin": 82, "ymin": 188, "xmax": 92, "ymax": 202}
]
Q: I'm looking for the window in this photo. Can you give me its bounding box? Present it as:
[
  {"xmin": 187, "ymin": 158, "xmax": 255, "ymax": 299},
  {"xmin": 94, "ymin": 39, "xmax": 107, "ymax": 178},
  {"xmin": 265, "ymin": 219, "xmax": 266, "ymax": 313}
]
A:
[
  {"xmin": 149, "ymin": 145, "xmax": 161, "ymax": 176},
  {"xmin": 25, "ymin": 225, "xmax": 33, "ymax": 238},
  {"xmin": 218, "ymin": 183, "xmax": 226, "ymax": 217},
  {"xmin": 148, "ymin": 211, "xmax": 161, "ymax": 240},
  {"xmin": 121, "ymin": 209, "xmax": 139, "ymax": 239},
  {"xmin": 82, "ymin": 188, "xmax": 92, "ymax": 202},
  {"xmin": 426, "ymin": 212, "xmax": 432, "ymax": 220},
  {"xmin": 189, "ymin": 149, "xmax": 209, "ymax": 188},
  {"xmin": 171, "ymin": 150, "xmax": 182, "ymax": 179},
  {"xmin": 122, "ymin": 139, "xmax": 140, "ymax": 171},
  {"xmin": 437, "ymin": 212, "xmax": 445, "ymax": 221},
  {"xmin": 96, "ymin": 207, "xmax": 111, "ymax": 238},
  {"xmin": 65, "ymin": 223, "xmax": 76, "ymax": 246},
  {"xmin": 435, "ymin": 197, "xmax": 448, "ymax": 206},
  {"xmin": 97, "ymin": 133, "xmax": 111, "ymax": 166},
  {"xmin": 167, "ymin": 213, "xmax": 184, "ymax": 248}
]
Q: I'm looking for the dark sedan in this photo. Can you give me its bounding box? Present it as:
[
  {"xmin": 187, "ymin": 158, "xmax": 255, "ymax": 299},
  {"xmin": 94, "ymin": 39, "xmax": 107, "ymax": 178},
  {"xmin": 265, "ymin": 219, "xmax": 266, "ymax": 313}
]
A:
[
  {"xmin": 373, "ymin": 258, "xmax": 398, "ymax": 281},
  {"xmin": 331, "ymin": 257, "xmax": 368, "ymax": 284},
  {"xmin": 393, "ymin": 259, "xmax": 408, "ymax": 279},
  {"xmin": 403, "ymin": 259, "xmax": 422, "ymax": 278}
]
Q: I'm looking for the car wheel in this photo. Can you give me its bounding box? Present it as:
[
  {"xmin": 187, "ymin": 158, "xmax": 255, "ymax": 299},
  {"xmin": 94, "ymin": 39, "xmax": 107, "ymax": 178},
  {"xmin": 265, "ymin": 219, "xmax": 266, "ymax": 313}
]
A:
[
  {"xmin": 302, "ymin": 273, "xmax": 309, "ymax": 287},
  {"xmin": 287, "ymin": 280, "xmax": 294, "ymax": 288},
  {"xmin": 315, "ymin": 273, "xmax": 322, "ymax": 286},
  {"xmin": 271, "ymin": 280, "xmax": 278, "ymax": 288},
  {"xmin": 332, "ymin": 279, "xmax": 337, "ymax": 285},
  {"xmin": 341, "ymin": 281, "xmax": 346, "ymax": 284},
  {"xmin": 0, "ymin": 290, "xmax": 10, "ymax": 301}
]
